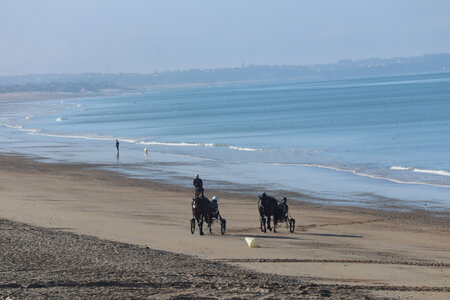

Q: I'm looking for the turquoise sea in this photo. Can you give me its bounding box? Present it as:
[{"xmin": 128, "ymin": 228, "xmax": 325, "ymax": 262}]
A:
[{"xmin": 1, "ymin": 72, "xmax": 449, "ymax": 211}]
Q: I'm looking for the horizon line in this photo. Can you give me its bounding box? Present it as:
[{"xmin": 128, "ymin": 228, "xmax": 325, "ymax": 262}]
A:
[{"xmin": 1, "ymin": 53, "xmax": 449, "ymax": 78}]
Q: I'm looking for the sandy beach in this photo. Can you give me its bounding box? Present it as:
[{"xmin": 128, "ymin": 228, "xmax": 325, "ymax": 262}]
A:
[
  {"xmin": 2, "ymin": 218, "xmax": 373, "ymax": 299},
  {"xmin": 2, "ymin": 0, "xmax": 450, "ymax": 298},
  {"xmin": 0, "ymin": 154, "xmax": 449, "ymax": 299}
]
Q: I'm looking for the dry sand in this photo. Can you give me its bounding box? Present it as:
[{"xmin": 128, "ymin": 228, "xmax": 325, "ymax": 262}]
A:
[
  {"xmin": 1, "ymin": 218, "xmax": 367, "ymax": 299},
  {"xmin": 0, "ymin": 155, "xmax": 449, "ymax": 299}
]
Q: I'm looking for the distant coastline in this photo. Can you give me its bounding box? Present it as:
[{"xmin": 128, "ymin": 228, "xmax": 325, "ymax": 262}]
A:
[{"xmin": 1, "ymin": 53, "xmax": 449, "ymax": 95}]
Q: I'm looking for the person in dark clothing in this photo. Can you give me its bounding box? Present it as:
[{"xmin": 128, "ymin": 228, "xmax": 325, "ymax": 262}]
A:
[
  {"xmin": 279, "ymin": 197, "xmax": 289, "ymax": 220},
  {"xmin": 212, "ymin": 195, "xmax": 219, "ymax": 218},
  {"xmin": 193, "ymin": 174, "xmax": 204, "ymax": 197},
  {"xmin": 115, "ymin": 139, "xmax": 120, "ymax": 151}
]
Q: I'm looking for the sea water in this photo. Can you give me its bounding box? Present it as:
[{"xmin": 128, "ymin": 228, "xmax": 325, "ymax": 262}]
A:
[{"xmin": 0, "ymin": 72, "xmax": 449, "ymax": 211}]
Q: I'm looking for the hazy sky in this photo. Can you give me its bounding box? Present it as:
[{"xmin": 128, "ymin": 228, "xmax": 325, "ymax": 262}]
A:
[{"xmin": 1, "ymin": 0, "xmax": 450, "ymax": 75}]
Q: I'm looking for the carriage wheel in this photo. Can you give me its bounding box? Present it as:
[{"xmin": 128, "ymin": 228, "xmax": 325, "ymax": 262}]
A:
[
  {"xmin": 260, "ymin": 219, "xmax": 266, "ymax": 233},
  {"xmin": 220, "ymin": 219, "xmax": 226, "ymax": 235},
  {"xmin": 190, "ymin": 218, "xmax": 195, "ymax": 234},
  {"xmin": 289, "ymin": 218, "xmax": 295, "ymax": 233}
]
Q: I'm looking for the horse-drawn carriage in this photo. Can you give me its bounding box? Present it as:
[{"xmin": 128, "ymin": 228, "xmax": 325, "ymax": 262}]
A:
[
  {"xmin": 258, "ymin": 193, "xmax": 295, "ymax": 233},
  {"xmin": 190, "ymin": 195, "xmax": 226, "ymax": 235}
]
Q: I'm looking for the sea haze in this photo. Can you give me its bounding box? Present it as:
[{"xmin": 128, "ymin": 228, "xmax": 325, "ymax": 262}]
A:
[{"xmin": 0, "ymin": 72, "xmax": 449, "ymax": 211}]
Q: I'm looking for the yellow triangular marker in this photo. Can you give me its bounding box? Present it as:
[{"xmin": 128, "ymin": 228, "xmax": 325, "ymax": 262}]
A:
[{"xmin": 245, "ymin": 237, "xmax": 260, "ymax": 248}]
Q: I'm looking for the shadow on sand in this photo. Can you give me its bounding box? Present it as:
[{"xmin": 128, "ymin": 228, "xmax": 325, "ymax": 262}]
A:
[
  {"xmin": 300, "ymin": 232, "xmax": 363, "ymax": 238},
  {"xmin": 232, "ymin": 234, "xmax": 301, "ymax": 241}
]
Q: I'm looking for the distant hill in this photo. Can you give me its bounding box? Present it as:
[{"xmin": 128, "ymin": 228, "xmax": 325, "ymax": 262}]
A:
[{"xmin": 1, "ymin": 53, "xmax": 449, "ymax": 93}]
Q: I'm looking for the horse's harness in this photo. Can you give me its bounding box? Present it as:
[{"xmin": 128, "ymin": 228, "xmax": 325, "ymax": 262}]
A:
[{"xmin": 192, "ymin": 196, "xmax": 200, "ymax": 209}]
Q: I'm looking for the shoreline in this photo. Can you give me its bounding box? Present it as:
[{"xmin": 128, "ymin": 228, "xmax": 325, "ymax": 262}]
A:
[
  {"xmin": 2, "ymin": 152, "xmax": 449, "ymax": 222},
  {"xmin": 2, "ymin": 148, "xmax": 449, "ymax": 220},
  {"xmin": 1, "ymin": 154, "xmax": 449, "ymax": 299},
  {"xmin": 0, "ymin": 89, "xmax": 449, "ymax": 214}
]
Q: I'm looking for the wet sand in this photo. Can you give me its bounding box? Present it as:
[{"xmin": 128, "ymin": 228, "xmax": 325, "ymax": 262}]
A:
[{"xmin": 0, "ymin": 155, "xmax": 449, "ymax": 299}]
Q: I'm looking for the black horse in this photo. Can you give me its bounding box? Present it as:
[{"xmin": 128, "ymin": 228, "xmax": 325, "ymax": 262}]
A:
[
  {"xmin": 191, "ymin": 195, "xmax": 213, "ymax": 235},
  {"xmin": 258, "ymin": 193, "xmax": 283, "ymax": 233}
]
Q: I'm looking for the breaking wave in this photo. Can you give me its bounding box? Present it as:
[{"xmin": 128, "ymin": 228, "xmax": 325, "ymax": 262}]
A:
[
  {"xmin": 390, "ymin": 166, "xmax": 412, "ymax": 171},
  {"xmin": 0, "ymin": 123, "xmax": 261, "ymax": 153},
  {"xmin": 391, "ymin": 166, "xmax": 450, "ymax": 177},
  {"xmin": 413, "ymin": 168, "xmax": 450, "ymax": 177},
  {"xmin": 229, "ymin": 146, "xmax": 262, "ymax": 151},
  {"xmin": 268, "ymin": 162, "xmax": 450, "ymax": 188},
  {"xmin": 140, "ymin": 141, "xmax": 208, "ymax": 147}
]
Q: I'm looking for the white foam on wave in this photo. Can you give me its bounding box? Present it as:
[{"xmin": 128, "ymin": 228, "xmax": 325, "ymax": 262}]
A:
[
  {"xmin": 139, "ymin": 141, "xmax": 203, "ymax": 147},
  {"xmin": 35, "ymin": 132, "xmax": 139, "ymax": 144},
  {"xmin": 1, "ymin": 121, "xmax": 448, "ymax": 189},
  {"xmin": 267, "ymin": 162, "xmax": 450, "ymax": 188},
  {"xmin": 229, "ymin": 146, "xmax": 262, "ymax": 152},
  {"xmin": 0, "ymin": 123, "xmax": 136, "ymax": 144},
  {"xmin": 0, "ymin": 123, "xmax": 41, "ymax": 135},
  {"xmin": 2, "ymin": 121, "xmax": 265, "ymax": 154},
  {"xmin": 19, "ymin": 127, "xmax": 41, "ymax": 134},
  {"xmin": 391, "ymin": 165, "xmax": 450, "ymax": 177},
  {"xmin": 0, "ymin": 123, "xmax": 220, "ymax": 149},
  {"xmin": 390, "ymin": 166, "xmax": 412, "ymax": 171},
  {"xmin": 413, "ymin": 168, "xmax": 450, "ymax": 177},
  {"xmin": 1, "ymin": 123, "xmax": 23, "ymax": 130},
  {"xmin": 139, "ymin": 141, "xmax": 222, "ymax": 148}
]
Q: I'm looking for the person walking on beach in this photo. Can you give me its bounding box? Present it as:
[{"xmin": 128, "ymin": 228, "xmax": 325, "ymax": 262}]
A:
[
  {"xmin": 193, "ymin": 174, "xmax": 204, "ymax": 197},
  {"xmin": 116, "ymin": 139, "xmax": 120, "ymax": 151}
]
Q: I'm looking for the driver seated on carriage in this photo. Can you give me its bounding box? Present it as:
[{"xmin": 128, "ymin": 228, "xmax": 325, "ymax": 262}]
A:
[
  {"xmin": 211, "ymin": 195, "xmax": 220, "ymax": 219},
  {"xmin": 278, "ymin": 197, "xmax": 289, "ymax": 221},
  {"xmin": 193, "ymin": 174, "xmax": 204, "ymax": 198}
]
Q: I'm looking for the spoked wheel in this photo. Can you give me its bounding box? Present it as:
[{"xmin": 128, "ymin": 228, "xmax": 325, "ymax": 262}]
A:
[
  {"xmin": 220, "ymin": 219, "xmax": 226, "ymax": 235},
  {"xmin": 289, "ymin": 218, "xmax": 295, "ymax": 233},
  {"xmin": 190, "ymin": 218, "xmax": 195, "ymax": 234},
  {"xmin": 260, "ymin": 219, "xmax": 266, "ymax": 233}
]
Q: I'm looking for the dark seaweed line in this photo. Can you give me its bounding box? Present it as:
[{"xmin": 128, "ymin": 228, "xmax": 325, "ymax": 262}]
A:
[
  {"xmin": 220, "ymin": 258, "xmax": 450, "ymax": 267},
  {"xmin": 1, "ymin": 281, "xmax": 449, "ymax": 293}
]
